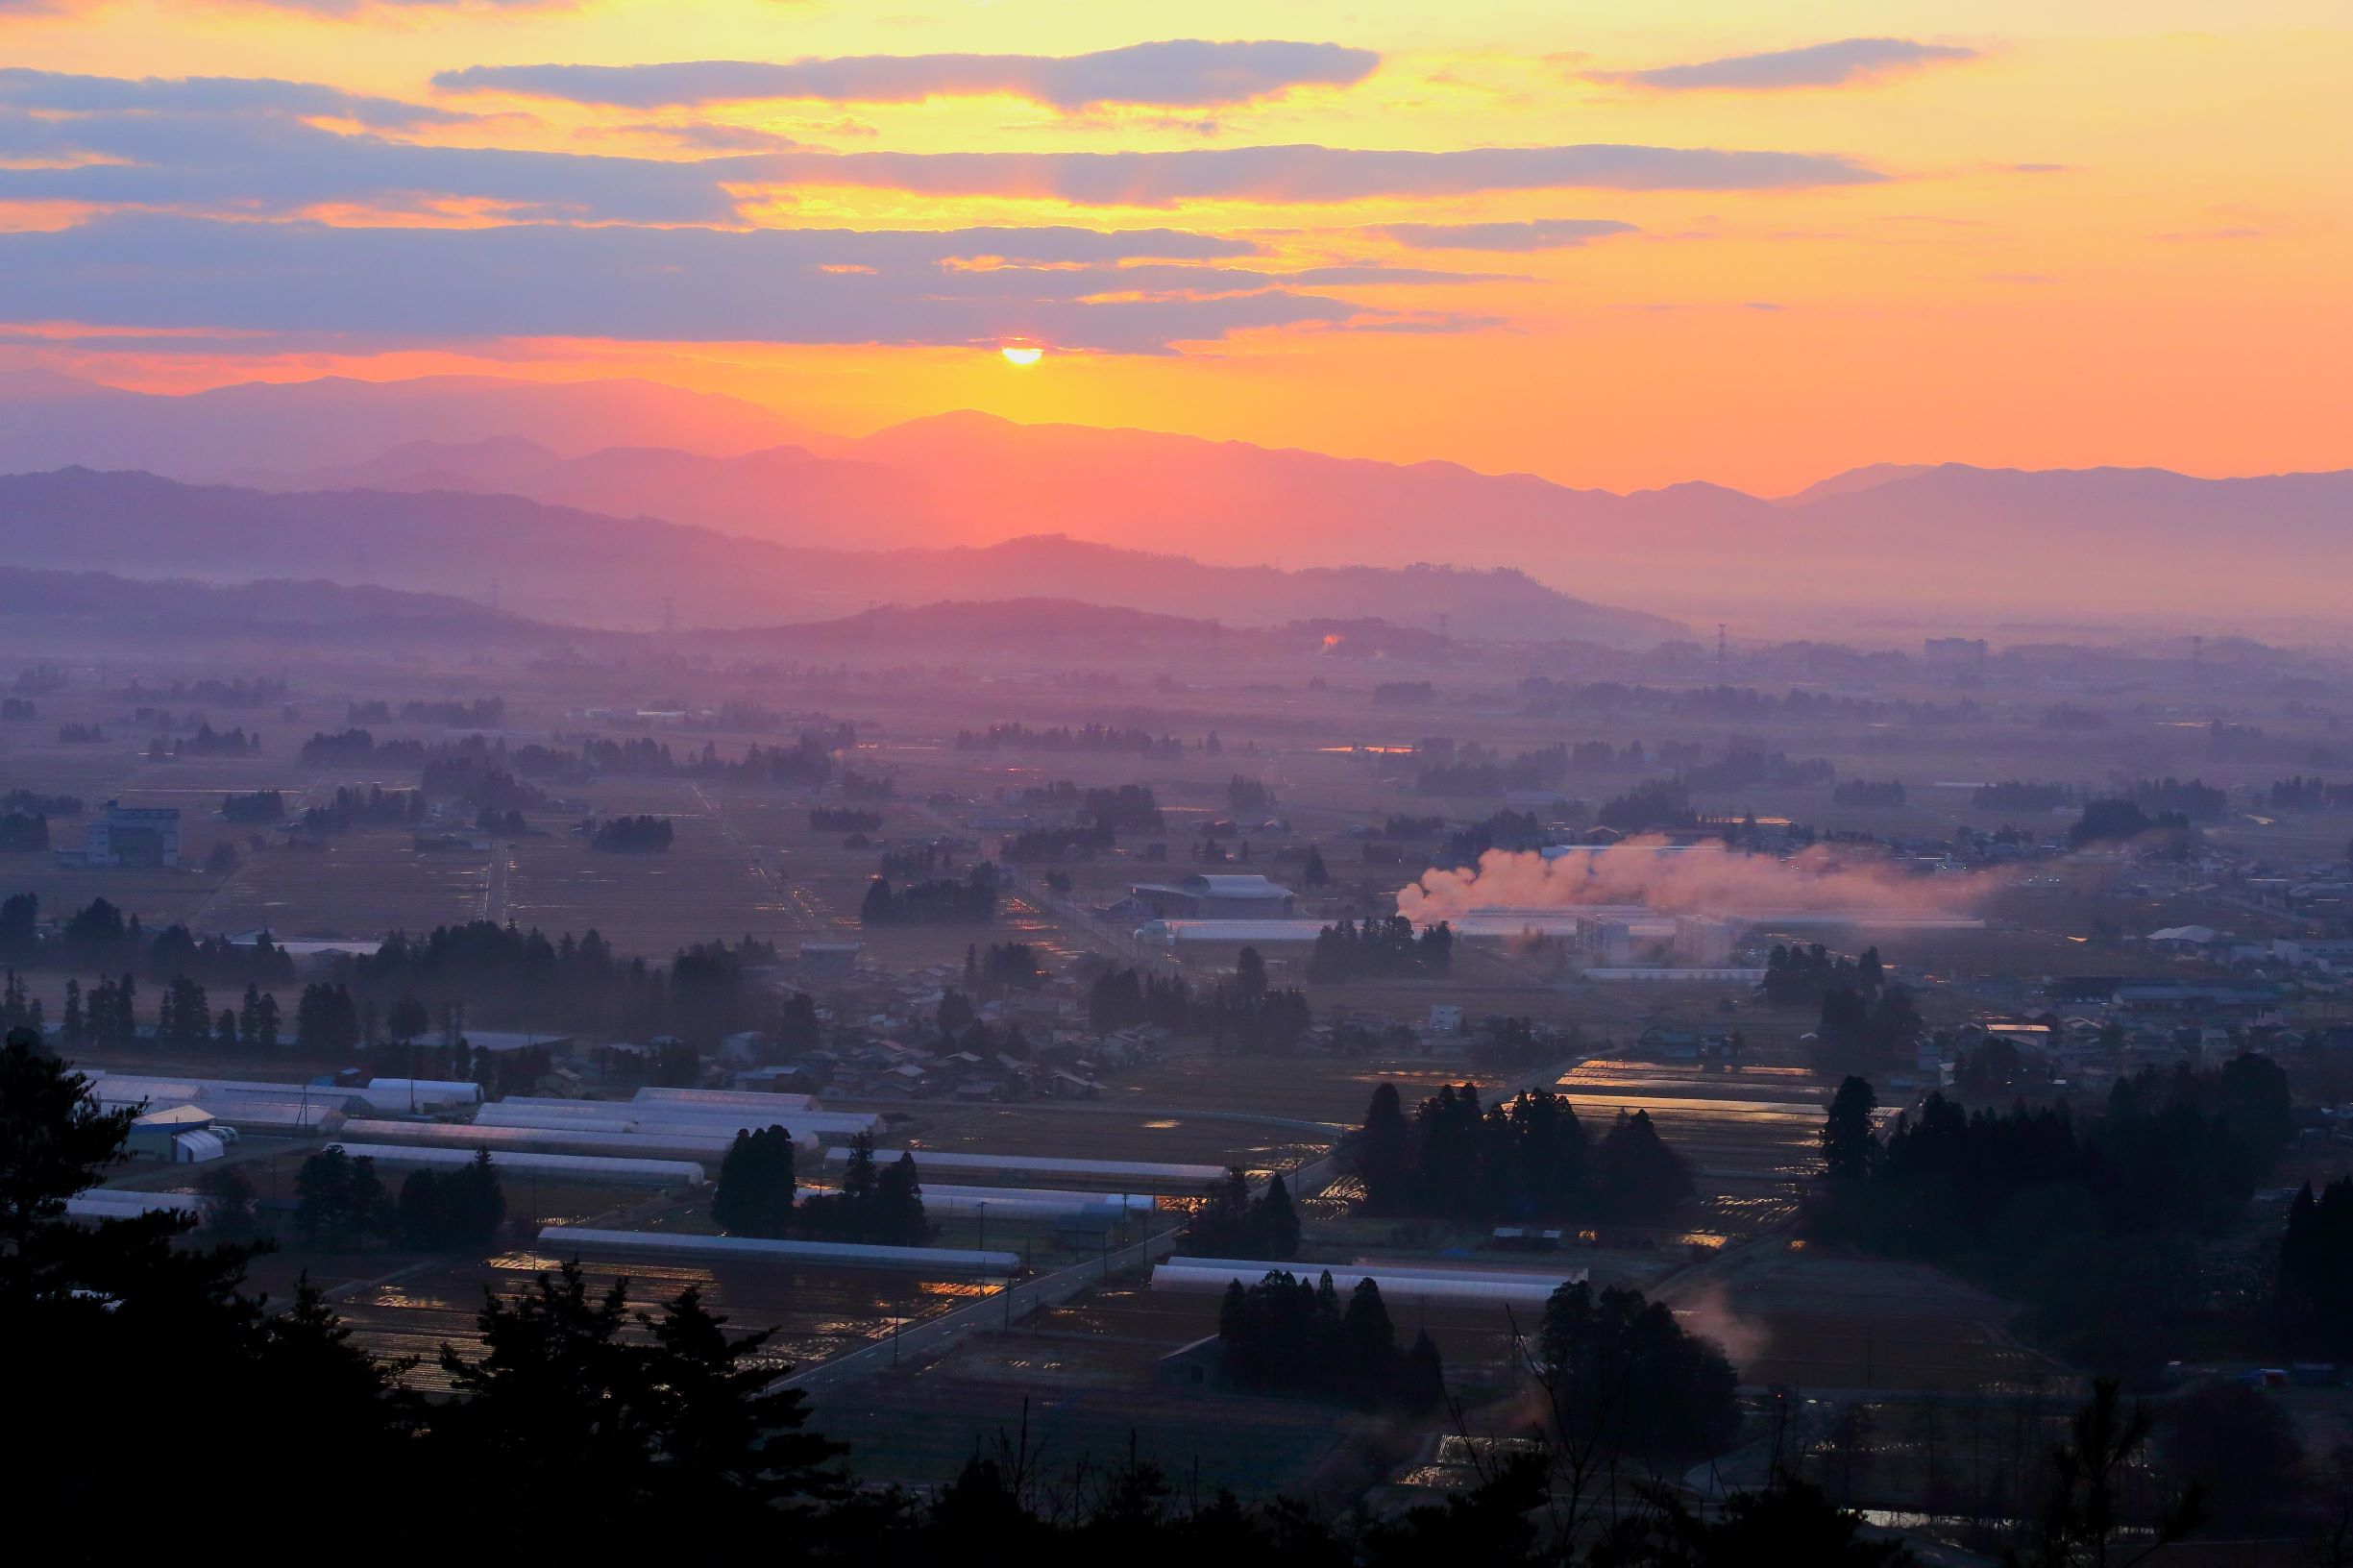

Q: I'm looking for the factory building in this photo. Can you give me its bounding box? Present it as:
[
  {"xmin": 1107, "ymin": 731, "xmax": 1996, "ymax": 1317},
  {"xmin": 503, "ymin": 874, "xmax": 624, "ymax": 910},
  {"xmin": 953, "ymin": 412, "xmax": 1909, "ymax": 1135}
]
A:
[
  {"xmin": 59, "ymin": 800, "xmax": 182, "ymax": 868},
  {"xmin": 1127, "ymin": 873, "xmax": 1297, "ymax": 919}
]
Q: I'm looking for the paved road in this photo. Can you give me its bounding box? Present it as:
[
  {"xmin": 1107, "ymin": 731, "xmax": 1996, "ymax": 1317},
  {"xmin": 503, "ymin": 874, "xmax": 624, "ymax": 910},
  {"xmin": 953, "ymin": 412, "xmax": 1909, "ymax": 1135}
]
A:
[
  {"xmin": 775, "ymin": 1139, "xmax": 1352, "ymax": 1399},
  {"xmin": 777, "ymin": 1222, "xmax": 1188, "ymax": 1396},
  {"xmin": 691, "ymin": 784, "xmax": 826, "ymax": 935},
  {"xmin": 480, "ymin": 837, "xmax": 510, "ymax": 924}
]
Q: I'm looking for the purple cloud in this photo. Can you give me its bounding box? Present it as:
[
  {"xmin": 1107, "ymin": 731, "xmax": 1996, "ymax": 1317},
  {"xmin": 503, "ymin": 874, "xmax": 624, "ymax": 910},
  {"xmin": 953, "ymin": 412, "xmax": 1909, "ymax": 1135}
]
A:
[
  {"xmin": 0, "ymin": 215, "xmax": 1492, "ymax": 355},
  {"xmin": 1376, "ymin": 217, "xmax": 1637, "ymax": 251},
  {"xmin": 436, "ymin": 40, "xmax": 1382, "ymax": 112},
  {"xmin": 1591, "ymin": 38, "xmax": 1976, "ymax": 92},
  {"xmin": 732, "ymin": 144, "xmax": 1880, "ymax": 204}
]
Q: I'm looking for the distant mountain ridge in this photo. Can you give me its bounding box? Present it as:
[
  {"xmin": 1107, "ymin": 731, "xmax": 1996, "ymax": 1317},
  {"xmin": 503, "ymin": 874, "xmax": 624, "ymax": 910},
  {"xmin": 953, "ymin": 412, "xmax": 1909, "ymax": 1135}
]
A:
[
  {"xmin": 0, "ymin": 373, "xmax": 809, "ymax": 475},
  {"xmin": 0, "ymin": 564, "xmax": 545, "ymax": 650},
  {"xmin": 7, "ymin": 373, "xmax": 2351, "ymax": 623},
  {"xmin": 0, "ymin": 468, "xmax": 1679, "ymax": 644},
  {"xmin": 0, "ymin": 566, "xmax": 1532, "ymax": 666}
]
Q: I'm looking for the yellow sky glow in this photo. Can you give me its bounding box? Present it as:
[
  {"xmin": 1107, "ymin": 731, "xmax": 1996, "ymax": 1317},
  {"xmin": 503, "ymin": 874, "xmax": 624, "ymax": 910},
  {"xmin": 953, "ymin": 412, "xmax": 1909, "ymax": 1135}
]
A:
[{"xmin": 0, "ymin": 1, "xmax": 2343, "ymax": 493}]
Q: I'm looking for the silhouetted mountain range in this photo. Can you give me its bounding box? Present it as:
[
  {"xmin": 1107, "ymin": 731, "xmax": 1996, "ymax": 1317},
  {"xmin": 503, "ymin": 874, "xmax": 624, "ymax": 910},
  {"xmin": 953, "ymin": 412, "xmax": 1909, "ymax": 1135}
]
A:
[
  {"xmin": 0, "ymin": 373, "xmax": 806, "ymax": 475},
  {"xmin": 0, "ymin": 566, "xmax": 1512, "ymax": 668},
  {"xmin": 0, "ymin": 565, "xmax": 542, "ymax": 650},
  {"xmin": 9, "ymin": 373, "xmax": 2351, "ymax": 624},
  {"xmin": 0, "ymin": 468, "xmax": 1679, "ymax": 644}
]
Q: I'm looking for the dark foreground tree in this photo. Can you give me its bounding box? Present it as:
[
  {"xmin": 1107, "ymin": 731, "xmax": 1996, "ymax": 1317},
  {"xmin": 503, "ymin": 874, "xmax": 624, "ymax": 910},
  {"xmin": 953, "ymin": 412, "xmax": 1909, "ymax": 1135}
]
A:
[
  {"xmin": 1534, "ymin": 1280, "xmax": 1742, "ymax": 1485},
  {"xmin": 2013, "ymin": 1379, "xmax": 2203, "ymax": 1568},
  {"xmin": 1, "ymin": 1031, "xmax": 416, "ymax": 1556},
  {"xmin": 432, "ymin": 1260, "xmax": 846, "ymax": 1546},
  {"xmin": 1588, "ymin": 1472, "xmax": 1914, "ymax": 1567}
]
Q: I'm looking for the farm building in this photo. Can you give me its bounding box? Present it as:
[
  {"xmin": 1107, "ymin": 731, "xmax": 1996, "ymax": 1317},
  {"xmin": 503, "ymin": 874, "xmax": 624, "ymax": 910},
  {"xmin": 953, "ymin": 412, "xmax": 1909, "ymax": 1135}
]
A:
[
  {"xmin": 1127, "ymin": 874, "xmax": 1297, "ymax": 919},
  {"xmin": 125, "ymin": 1104, "xmax": 225, "ymax": 1163}
]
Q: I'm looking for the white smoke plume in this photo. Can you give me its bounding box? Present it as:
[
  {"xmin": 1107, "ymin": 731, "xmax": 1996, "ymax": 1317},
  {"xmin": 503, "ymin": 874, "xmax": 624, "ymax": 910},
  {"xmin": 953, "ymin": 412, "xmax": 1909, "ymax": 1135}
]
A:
[
  {"xmin": 1396, "ymin": 835, "xmax": 2000, "ymax": 921},
  {"xmin": 1673, "ymin": 1279, "xmax": 1771, "ymax": 1368}
]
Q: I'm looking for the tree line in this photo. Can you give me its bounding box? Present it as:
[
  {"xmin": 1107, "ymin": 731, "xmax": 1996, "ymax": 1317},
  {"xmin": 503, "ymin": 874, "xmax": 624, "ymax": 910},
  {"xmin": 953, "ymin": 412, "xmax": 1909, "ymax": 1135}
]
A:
[
  {"xmin": 1810, "ymin": 1058, "xmax": 2292, "ymax": 1370},
  {"xmin": 955, "ymin": 722, "xmax": 1185, "ymax": 757},
  {"xmin": 711, "ymin": 1130, "xmax": 926, "ymax": 1246},
  {"xmin": 1307, "ymin": 917, "xmax": 1453, "ymax": 983},
  {"xmin": 1084, "ymin": 960, "xmax": 1314, "ymax": 1055},
  {"xmin": 294, "ymin": 1143, "xmax": 507, "ymax": 1250},
  {"xmin": 860, "ymin": 867, "xmax": 999, "ymax": 925},
  {"xmin": 1356, "ymin": 1085, "xmax": 1694, "ymax": 1225},
  {"xmin": 588, "ymin": 815, "xmax": 674, "ymax": 853},
  {"xmin": 1215, "ymin": 1269, "xmax": 1445, "ymax": 1410}
]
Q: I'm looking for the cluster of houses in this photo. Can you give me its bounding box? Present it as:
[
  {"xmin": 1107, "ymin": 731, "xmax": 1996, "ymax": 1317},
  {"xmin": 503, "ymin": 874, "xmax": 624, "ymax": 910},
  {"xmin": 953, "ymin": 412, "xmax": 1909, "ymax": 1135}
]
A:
[
  {"xmin": 1927, "ymin": 971, "xmax": 2321, "ymax": 1092},
  {"xmin": 707, "ymin": 950, "xmax": 1162, "ymax": 1104}
]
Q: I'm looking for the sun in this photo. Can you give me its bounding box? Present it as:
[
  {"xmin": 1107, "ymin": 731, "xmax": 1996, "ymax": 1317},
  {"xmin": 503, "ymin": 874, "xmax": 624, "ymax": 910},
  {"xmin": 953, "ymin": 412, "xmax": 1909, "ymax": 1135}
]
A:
[{"xmin": 999, "ymin": 345, "xmax": 1043, "ymax": 367}]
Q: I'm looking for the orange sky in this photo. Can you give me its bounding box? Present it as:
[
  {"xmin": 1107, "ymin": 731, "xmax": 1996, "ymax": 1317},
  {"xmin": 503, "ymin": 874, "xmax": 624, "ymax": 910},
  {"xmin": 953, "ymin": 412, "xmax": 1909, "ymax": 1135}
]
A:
[{"xmin": 0, "ymin": 1, "xmax": 2345, "ymax": 495}]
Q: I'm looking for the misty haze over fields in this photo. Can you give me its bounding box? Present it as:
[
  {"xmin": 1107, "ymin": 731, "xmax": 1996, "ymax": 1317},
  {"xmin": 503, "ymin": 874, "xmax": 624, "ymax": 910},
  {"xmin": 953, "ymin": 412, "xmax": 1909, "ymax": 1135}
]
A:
[{"xmin": 7, "ymin": 4, "xmax": 2352, "ymax": 1563}]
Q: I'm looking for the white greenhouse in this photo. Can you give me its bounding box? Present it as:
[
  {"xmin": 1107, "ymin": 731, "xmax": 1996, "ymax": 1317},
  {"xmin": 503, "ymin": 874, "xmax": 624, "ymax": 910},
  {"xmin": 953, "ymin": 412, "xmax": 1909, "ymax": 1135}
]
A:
[
  {"xmin": 824, "ymin": 1148, "xmax": 1225, "ymax": 1184},
  {"xmin": 536, "ymin": 1224, "xmax": 1017, "ymax": 1273},
  {"xmin": 328, "ymin": 1142, "xmax": 704, "ymax": 1188}
]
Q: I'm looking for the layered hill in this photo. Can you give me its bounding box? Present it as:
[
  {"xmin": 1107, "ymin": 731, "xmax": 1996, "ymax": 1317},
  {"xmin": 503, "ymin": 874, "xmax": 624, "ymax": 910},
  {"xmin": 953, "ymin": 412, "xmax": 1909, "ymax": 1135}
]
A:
[
  {"xmin": 12, "ymin": 373, "xmax": 2351, "ymax": 624},
  {"xmin": 0, "ymin": 373, "xmax": 808, "ymax": 475},
  {"xmin": 0, "ymin": 469, "xmax": 1679, "ymax": 644}
]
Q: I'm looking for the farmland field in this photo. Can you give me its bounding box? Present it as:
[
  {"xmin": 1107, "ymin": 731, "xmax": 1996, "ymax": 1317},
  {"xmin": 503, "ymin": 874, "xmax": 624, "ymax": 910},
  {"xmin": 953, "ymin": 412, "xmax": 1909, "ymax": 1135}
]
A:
[
  {"xmin": 1693, "ymin": 1247, "xmax": 2077, "ymax": 1395},
  {"xmin": 827, "ymin": 1102, "xmax": 1334, "ymax": 1184},
  {"xmin": 808, "ymin": 1277, "xmax": 1479, "ymax": 1497},
  {"xmin": 333, "ymin": 1244, "xmax": 990, "ymax": 1393},
  {"xmin": 1554, "ymin": 1058, "xmax": 1834, "ymax": 1238}
]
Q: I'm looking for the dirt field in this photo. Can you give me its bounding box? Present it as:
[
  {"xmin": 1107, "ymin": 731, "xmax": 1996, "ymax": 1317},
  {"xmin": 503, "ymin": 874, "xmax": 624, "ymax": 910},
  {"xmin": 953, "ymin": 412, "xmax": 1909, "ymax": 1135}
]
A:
[
  {"xmin": 1093, "ymin": 1049, "xmax": 1538, "ymax": 1127},
  {"xmin": 828, "ymin": 1101, "xmax": 1334, "ymax": 1184},
  {"xmin": 808, "ymin": 1277, "xmax": 1468, "ymax": 1499},
  {"xmin": 330, "ymin": 1242, "xmax": 987, "ymax": 1393},
  {"xmin": 1696, "ymin": 1245, "xmax": 2079, "ymax": 1395}
]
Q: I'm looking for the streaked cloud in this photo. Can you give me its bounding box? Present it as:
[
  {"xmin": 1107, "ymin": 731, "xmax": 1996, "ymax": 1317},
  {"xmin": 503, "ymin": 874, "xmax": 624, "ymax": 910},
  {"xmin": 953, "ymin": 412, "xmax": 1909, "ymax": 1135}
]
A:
[
  {"xmin": 436, "ymin": 40, "xmax": 1382, "ymax": 112},
  {"xmin": 0, "ymin": 215, "xmax": 1476, "ymax": 355},
  {"xmin": 0, "ymin": 74, "xmax": 753, "ymax": 222},
  {"xmin": 595, "ymin": 122, "xmax": 802, "ymax": 153},
  {"xmin": 0, "ymin": 68, "xmax": 1884, "ymax": 217},
  {"xmin": 0, "ymin": 67, "xmax": 481, "ymax": 131},
  {"xmin": 1377, "ymin": 218, "xmax": 1637, "ymax": 251},
  {"xmin": 735, "ymin": 144, "xmax": 1881, "ymax": 205},
  {"xmin": 234, "ymin": 0, "xmax": 563, "ymax": 12},
  {"xmin": 1591, "ymin": 38, "xmax": 1976, "ymax": 92}
]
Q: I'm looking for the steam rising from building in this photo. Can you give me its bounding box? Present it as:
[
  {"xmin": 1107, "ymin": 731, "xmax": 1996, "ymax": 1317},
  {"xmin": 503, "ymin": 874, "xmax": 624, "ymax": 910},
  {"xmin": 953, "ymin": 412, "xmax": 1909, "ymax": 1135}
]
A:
[{"xmin": 1396, "ymin": 836, "xmax": 1997, "ymax": 927}]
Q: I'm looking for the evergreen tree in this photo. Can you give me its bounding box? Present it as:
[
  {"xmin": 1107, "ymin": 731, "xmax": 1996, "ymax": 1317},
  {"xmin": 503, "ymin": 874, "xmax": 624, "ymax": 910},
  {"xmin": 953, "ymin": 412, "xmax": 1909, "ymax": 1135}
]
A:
[
  {"xmin": 711, "ymin": 1125, "xmax": 797, "ymax": 1238},
  {"xmin": 296, "ymin": 1146, "xmax": 389, "ymax": 1247},
  {"xmin": 873, "ymin": 1152, "xmax": 925, "ymax": 1245},
  {"xmin": 1257, "ymin": 1170, "xmax": 1301, "ymax": 1259},
  {"xmin": 1537, "ymin": 1279, "xmax": 1741, "ymax": 1470},
  {"xmin": 1359, "ymin": 1083, "xmax": 1413, "ymax": 1213},
  {"xmin": 1592, "ymin": 1109, "xmax": 1694, "ymax": 1221},
  {"xmin": 1821, "ymin": 1076, "xmax": 1879, "ymax": 1188},
  {"xmin": 432, "ymin": 1261, "xmax": 846, "ymax": 1545},
  {"xmin": 2, "ymin": 1030, "xmax": 417, "ymax": 1537}
]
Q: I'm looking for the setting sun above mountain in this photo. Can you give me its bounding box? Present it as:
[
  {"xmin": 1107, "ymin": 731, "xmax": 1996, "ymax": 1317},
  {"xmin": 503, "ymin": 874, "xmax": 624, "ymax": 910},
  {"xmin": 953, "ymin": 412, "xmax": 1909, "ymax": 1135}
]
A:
[{"xmin": 0, "ymin": 1, "xmax": 2340, "ymax": 493}]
